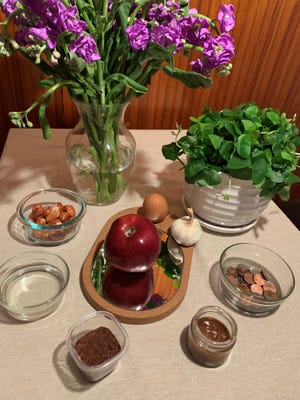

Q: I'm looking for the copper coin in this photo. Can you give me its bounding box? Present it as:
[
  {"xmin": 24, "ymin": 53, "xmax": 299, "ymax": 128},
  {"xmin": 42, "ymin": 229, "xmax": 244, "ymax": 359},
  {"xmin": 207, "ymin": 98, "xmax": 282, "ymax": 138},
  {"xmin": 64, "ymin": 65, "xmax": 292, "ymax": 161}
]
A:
[
  {"xmin": 244, "ymin": 271, "xmax": 255, "ymax": 285},
  {"xmin": 264, "ymin": 289, "xmax": 278, "ymax": 301},
  {"xmin": 226, "ymin": 266, "xmax": 238, "ymax": 277},
  {"xmin": 236, "ymin": 264, "xmax": 249, "ymax": 276},
  {"xmin": 226, "ymin": 274, "xmax": 239, "ymax": 286},
  {"xmin": 264, "ymin": 281, "xmax": 277, "ymax": 293},
  {"xmin": 238, "ymin": 283, "xmax": 251, "ymax": 293},
  {"xmin": 254, "ymin": 273, "xmax": 266, "ymax": 286},
  {"xmin": 250, "ymin": 284, "xmax": 263, "ymax": 295}
]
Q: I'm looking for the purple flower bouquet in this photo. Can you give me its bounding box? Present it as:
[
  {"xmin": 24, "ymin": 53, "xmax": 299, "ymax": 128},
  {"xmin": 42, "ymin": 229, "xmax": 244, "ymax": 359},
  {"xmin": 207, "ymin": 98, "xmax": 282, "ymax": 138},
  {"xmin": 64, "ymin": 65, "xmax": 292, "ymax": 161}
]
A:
[{"xmin": 0, "ymin": 1, "xmax": 235, "ymax": 203}]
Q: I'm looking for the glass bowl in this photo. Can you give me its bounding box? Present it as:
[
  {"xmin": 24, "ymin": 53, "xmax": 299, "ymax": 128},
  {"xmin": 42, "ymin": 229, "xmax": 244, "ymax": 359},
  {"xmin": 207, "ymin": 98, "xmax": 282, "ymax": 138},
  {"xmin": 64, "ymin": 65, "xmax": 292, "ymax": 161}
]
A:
[
  {"xmin": 0, "ymin": 251, "xmax": 70, "ymax": 321},
  {"xmin": 67, "ymin": 311, "xmax": 129, "ymax": 382},
  {"xmin": 17, "ymin": 188, "xmax": 86, "ymax": 245},
  {"xmin": 219, "ymin": 243, "xmax": 295, "ymax": 316}
]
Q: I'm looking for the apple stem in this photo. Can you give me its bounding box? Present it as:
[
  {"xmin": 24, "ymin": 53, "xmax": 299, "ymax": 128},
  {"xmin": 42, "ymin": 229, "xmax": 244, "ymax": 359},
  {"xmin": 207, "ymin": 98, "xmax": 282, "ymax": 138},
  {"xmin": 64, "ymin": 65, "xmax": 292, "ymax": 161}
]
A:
[{"xmin": 125, "ymin": 226, "xmax": 137, "ymax": 237}]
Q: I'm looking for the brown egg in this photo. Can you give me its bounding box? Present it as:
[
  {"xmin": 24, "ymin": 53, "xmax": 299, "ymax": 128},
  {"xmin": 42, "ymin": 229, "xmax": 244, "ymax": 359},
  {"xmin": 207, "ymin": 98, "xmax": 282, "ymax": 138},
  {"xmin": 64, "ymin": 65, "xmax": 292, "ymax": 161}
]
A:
[{"xmin": 142, "ymin": 193, "xmax": 169, "ymax": 223}]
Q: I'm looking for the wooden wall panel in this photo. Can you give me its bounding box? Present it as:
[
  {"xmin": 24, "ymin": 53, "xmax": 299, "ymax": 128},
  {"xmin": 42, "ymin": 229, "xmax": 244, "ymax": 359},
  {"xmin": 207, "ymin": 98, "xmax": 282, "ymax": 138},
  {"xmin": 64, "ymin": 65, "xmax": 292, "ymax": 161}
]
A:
[{"xmin": 1, "ymin": 2, "xmax": 300, "ymax": 188}]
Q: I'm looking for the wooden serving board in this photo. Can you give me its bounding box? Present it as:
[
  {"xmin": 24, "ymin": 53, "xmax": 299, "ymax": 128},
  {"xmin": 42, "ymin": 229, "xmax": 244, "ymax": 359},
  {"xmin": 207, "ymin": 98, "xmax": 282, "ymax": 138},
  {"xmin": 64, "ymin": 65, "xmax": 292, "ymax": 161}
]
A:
[{"xmin": 80, "ymin": 207, "xmax": 194, "ymax": 324}]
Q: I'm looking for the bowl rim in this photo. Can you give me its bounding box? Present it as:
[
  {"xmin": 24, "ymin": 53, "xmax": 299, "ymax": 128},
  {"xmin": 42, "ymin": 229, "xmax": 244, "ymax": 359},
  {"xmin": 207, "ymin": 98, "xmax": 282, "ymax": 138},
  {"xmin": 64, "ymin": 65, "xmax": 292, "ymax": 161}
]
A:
[
  {"xmin": 0, "ymin": 250, "xmax": 70, "ymax": 311},
  {"xmin": 219, "ymin": 242, "xmax": 295, "ymax": 305},
  {"xmin": 67, "ymin": 311, "xmax": 129, "ymax": 371},
  {"xmin": 16, "ymin": 187, "xmax": 87, "ymax": 230}
]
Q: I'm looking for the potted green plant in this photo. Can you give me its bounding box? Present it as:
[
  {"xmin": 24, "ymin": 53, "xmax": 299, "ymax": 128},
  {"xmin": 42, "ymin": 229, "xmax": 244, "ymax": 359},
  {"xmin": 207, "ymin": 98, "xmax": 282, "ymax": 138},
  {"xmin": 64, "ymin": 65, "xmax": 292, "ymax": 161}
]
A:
[{"xmin": 162, "ymin": 102, "xmax": 300, "ymax": 231}]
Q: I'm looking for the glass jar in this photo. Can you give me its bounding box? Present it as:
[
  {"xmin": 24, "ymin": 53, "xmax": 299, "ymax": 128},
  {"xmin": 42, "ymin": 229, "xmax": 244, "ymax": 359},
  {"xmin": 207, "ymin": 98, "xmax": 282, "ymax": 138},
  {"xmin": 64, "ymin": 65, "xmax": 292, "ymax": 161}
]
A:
[{"xmin": 187, "ymin": 305, "xmax": 237, "ymax": 368}]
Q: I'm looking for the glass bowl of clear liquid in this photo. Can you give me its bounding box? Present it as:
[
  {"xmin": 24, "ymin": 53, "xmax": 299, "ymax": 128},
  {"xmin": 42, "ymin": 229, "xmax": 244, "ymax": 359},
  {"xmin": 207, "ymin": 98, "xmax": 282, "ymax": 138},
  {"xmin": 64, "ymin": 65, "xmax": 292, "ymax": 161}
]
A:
[{"xmin": 0, "ymin": 251, "xmax": 70, "ymax": 321}]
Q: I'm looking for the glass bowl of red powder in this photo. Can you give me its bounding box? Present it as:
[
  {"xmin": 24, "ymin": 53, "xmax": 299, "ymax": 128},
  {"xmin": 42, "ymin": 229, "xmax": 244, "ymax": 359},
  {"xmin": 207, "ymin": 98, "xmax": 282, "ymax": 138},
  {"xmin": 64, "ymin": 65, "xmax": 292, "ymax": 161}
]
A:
[{"xmin": 67, "ymin": 311, "xmax": 129, "ymax": 382}]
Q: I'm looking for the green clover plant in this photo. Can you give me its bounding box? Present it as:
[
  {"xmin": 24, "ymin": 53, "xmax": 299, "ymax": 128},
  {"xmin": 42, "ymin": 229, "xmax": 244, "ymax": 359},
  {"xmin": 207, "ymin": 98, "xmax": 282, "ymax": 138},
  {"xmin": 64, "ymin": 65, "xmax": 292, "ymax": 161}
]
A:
[{"xmin": 162, "ymin": 102, "xmax": 300, "ymax": 201}]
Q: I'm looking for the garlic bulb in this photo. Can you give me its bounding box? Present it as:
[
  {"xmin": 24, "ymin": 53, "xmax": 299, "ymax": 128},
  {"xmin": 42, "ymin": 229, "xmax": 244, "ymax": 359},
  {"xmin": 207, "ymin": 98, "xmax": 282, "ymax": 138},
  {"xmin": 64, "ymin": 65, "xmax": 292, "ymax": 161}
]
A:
[{"xmin": 170, "ymin": 208, "xmax": 203, "ymax": 246}]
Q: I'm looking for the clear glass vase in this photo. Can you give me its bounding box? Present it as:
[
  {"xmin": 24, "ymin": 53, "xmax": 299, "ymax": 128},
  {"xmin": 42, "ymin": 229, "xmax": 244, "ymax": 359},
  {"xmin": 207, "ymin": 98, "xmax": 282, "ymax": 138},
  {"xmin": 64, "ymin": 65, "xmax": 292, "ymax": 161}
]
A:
[{"xmin": 66, "ymin": 101, "xmax": 136, "ymax": 206}]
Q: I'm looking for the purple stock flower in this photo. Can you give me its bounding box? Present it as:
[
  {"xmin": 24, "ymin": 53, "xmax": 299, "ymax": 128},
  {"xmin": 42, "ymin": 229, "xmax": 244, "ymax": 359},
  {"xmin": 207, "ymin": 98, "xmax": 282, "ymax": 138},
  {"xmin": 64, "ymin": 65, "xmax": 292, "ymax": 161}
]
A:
[
  {"xmin": 218, "ymin": 4, "xmax": 235, "ymax": 33},
  {"xmin": 205, "ymin": 34, "xmax": 235, "ymax": 67},
  {"xmin": 15, "ymin": 24, "xmax": 57, "ymax": 48},
  {"xmin": 178, "ymin": 15, "xmax": 211, "ymax": 46},
  {"xmin": 22, "ymin": 0, "xmax": 51, "ymax": 16},
  {"xmin": 70, "ymin": 33, "xmax": 101, "ymax": 63},
  {"xmin": 191, "ymin": 34, "xmax": 234, "ymax": 75},
  {"xmin": 126, "ymin": 20, "xmax": 149, "ymax": 51},
  {"xmin": 11, "ymin": 0, "xmax": 89, "ymax": 51},
  {"xmin": 21, "ymin": 1, "xmax": 87, "ymax": 35},
  {"xmin": 46, "ymin": 3, "xmax": 88, "ymax": 34},
  {"xmin": 1, "ymin": 0, "xmax": 18, "ymax": 15},
  {"xmin": 190, "ymin": 58, "xmax": 208, "ymax": 75},
  {"xmin": 151, "ymin": 24, "xmax": 183, "ymax": 52},
  {"xmin": 146, "ymin": 3, "xmax": 178, "ymax": 23}
]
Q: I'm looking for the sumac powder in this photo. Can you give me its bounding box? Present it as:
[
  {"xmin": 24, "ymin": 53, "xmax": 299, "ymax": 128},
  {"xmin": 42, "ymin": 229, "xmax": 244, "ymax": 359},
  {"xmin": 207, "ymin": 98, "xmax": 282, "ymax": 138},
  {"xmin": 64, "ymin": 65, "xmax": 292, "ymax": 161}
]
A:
[{"xmin": 74, "ymin": 326, "xmax": 121, "ymax": 366}]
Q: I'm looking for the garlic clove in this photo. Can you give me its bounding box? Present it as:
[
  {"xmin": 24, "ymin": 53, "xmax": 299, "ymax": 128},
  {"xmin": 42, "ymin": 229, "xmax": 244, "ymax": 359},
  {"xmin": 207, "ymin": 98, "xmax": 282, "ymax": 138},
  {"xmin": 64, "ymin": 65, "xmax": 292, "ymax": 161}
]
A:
[
  {"xmin": 170, "ymin": 208, "xmax": 203, "ymax": 246},
  {"xmin": 167, "ymin": 236, "xmax": 184, "ymax": 265}
]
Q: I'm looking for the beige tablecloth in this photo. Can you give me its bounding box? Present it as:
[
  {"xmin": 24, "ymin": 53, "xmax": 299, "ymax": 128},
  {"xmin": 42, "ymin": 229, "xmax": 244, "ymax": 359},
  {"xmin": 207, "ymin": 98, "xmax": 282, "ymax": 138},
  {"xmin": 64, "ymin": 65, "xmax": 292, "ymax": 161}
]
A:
[{"xmin": 0, "ymin": 128, "xmax": 300, "ymax": 400}]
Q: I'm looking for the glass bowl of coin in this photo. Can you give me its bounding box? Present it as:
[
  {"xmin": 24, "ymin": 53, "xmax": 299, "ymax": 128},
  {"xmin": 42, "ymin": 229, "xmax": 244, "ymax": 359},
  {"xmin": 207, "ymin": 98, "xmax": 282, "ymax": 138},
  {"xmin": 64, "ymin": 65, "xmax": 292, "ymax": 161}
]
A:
[
  {"xmin": 17, "ymin": 188, "xmax": 86, "ymax": 245},
  {"xmin": 218, "ymin": 243, "xmax": 295, "ymax": 316}
]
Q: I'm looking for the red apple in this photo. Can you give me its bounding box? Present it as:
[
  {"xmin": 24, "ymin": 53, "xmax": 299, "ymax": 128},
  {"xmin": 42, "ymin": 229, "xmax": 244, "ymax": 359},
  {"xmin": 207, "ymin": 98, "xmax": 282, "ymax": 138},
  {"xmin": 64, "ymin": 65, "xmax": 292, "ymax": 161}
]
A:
[
  {"xmin": 102, "ymin": 266, "xmax": 153, "ymax": 310},
  {"xmin": 104, "ymin": 214, "xmax": 161, "ymax": 273}
]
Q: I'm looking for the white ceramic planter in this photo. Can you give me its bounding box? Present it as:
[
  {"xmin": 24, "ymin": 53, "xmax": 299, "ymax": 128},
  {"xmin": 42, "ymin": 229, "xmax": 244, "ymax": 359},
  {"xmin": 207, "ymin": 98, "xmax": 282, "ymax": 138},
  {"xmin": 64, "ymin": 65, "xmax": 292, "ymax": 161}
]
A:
[{"xmin": 183, "ymin": 174, "xmax": 270, "ymax": 232}]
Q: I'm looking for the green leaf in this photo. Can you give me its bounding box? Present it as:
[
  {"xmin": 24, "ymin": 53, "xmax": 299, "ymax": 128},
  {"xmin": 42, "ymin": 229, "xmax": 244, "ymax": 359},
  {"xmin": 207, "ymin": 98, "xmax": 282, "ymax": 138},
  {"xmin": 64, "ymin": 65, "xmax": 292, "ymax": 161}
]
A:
[
  {"xmin": 227, "ymin": 167, "xmax": 252, "ymax": 180},
  {"xmin": 227, "ymin": 156, "xmax": 251, "ymax": 169},
  {"xmin": 194, "ymin": 168, "xmax": 221, "ymax": 186},
  {"xmin": 223, "ymin": 120, "xmax": 236, "ymax": 136},
  {"xmin": 236, "ymin": 134, "xmax": 252, "ymax": 158},
  {"xmin": 185, "ymin": 159, "xmax": 205, "ymax": 177},
  {"xmin": 209, "ymin": 134, "xmax": 223, "ymax": 149},
  {"xmin": 292, "ymin": 135, "xmax": 300, "ymax": 146},
  {"xmin": 259, "ymin": 180, "xmax": 281, "ymax": 198},
  {"xmin": 266, "ymin": 170, "xmax": 285, "ymax": 183},
  {"xmin": 37, "ymin": 78, "xmax": 57, "ymax": 88},
  {"xmin": 106, "ymin": 73, "xmax": 147, "ymax": 94},
  {"xmin": 177, "ymin": 135, "xmax": 197, "ymax": 155},
  {"xmin": 156, "ymin": 245, "xmax": 181, "ymax": 280},
  {"xmin": 251, "ymin": 158, "xmax": 268, "ymax": 185},
  {"xmin": 139, "ymin": 42, "xmax": 174, "ymax": 66},
  {"xmin": 219, "ymin": 141, "xmax": 234, "ymax": 161},
  {"xmin": 117, "ymin": 0, "xmax": 134, "ymax": 31},
  {"xmin": 162, "ymin": 66, "xmax": 212, "ymax": 89},
  {"xmin": 263, "ymin": 148, "xmax": 273, "ymax": 164},
  {"xmin": 281, "ymin": 150, "xmax": 294, "ymax": 162},
  {"xmin": 244, "ymin": 104, "xmax": 259, "ymax": 118},
  {"xmin": 162, "ymin": 142, "xmax": 180, "ymax": 161},
  {"xmin": 38, "ymin": 97, "xmax": 52, "ymax": 139},
  {"xmin": 242, "ymin": 119, "xmax": 257, "ymax": 132},
  {"xmin": 277, "ymin": 186, "xmax": 291, "ymax": 201},
  {"xmin": 285, "ymin": 172, "xmax": 300, "ymax": 185},
  {"xmin": 266, "ymin": 110, "xmax": 280, "ymax": 125}
]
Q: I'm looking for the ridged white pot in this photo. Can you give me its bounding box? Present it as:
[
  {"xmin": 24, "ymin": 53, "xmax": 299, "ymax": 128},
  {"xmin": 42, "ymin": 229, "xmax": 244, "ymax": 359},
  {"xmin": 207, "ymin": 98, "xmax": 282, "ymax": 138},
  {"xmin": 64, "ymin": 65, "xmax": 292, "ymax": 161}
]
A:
[{"xmin": 183, "ymin": 173, "xmax": 270, "ymax": 231}]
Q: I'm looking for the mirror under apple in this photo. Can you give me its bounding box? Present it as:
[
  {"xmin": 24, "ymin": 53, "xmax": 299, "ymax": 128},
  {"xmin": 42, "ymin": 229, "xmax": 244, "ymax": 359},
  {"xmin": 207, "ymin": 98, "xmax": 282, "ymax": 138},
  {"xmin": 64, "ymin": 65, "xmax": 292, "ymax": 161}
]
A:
[{"xmin": 91, "ymin": 231, "xmax": 184, "ymax": 311}]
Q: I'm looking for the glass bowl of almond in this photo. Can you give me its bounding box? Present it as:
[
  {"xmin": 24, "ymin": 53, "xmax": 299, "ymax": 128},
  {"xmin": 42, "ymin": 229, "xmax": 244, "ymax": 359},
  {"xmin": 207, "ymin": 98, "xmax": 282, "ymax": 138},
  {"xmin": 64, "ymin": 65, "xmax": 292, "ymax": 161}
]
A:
[
  {"xmin": 17, "ymin": 188, "xmax": 86, "ymax": 245},
  {"xmin": 218, "ymin": 243, "xmax": 295, "ymax": 316}
]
